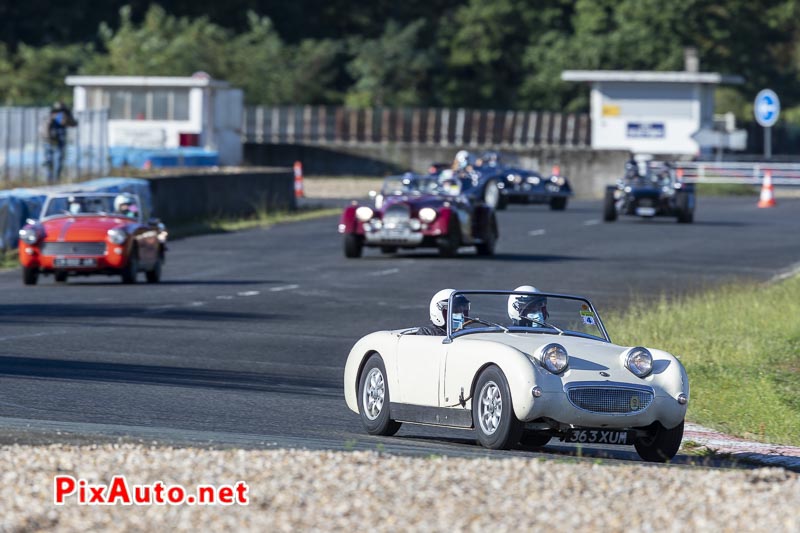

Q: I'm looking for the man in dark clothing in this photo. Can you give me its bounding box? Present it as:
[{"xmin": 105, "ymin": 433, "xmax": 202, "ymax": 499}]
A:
[
  {"xmin": 44, "ymin": 101, "xmax": 77, "ymax": 182},
  {"xmin": 416, "ymin": 289, "xmax": 470, "ymax": 336}
]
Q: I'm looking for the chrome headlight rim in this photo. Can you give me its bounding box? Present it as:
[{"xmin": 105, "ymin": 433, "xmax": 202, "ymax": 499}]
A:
[
  {"xmin": 538, "ymin": 343, "xmax": 569, "ymax": 374},
  {"xmin": 355, "ymin": 206, "xmax": 374, "ymax": 222},
  {"xmin": 18, "ymin": 227, "xmax": 40, "ymax": 244},
  {"xmin": 107, "ymin": 228, "xmax": 128, "ymax": 245},
  {"xmin": 625, "ymin": 347, "xmax": 653, "ymax": 378},
  {"xmin": 418, "ymin": 207, "xmax": 437, "ymax": 223}
]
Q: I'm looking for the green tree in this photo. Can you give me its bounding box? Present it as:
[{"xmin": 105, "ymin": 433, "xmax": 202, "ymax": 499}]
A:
[{"xmin": 345, "ymin": 19, "xmax": 433, "ymax": 107}]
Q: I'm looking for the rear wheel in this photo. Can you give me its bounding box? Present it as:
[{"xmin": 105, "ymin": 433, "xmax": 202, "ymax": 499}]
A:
[
  {"xmin": 22, "ymin": 267, "xmax": 38, "ymax": 286},
  {"xmin": 634, "ymin": 420, "xmax": 684, "ymax": 462},
  {"xmin": 344, "ymin": 234, "xmax": 364, "ymax": 258},
  {"xmin": 54, "ymin": 271, "xmax": 68, "ymax": 283},
  {"xmin": 603, "ymin": 187, "xmax": 618, "ymax": 222},
  {"xmin": 437, "ymin": 215, "xmax": 461, "ymax": 258},
  {"xmin": 549, "ymin": 196, "xmax": 568, "ymax": 211},
  {"xmin": 358, "ymin": 354, "xmax": 402, "ymax": 436},
  {"xmin": 472, "ymin": 366, "xmax": 523, "ymax": 450}
]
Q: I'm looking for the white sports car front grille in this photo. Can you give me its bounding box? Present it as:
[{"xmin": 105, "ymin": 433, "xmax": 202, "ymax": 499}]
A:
[{"xmin": 566, "ymin": 385, "xmax": 654, "ymax": 414}]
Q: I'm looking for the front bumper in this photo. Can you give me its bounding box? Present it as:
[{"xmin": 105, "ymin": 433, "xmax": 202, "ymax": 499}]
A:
[{"xmin": 19, "ymin": 242, "xmax": 129, "ymax": 272}]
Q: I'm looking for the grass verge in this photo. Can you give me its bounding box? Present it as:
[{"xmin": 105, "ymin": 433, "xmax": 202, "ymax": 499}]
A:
[
  {"xmin": 0, "ymin": 250, "xmax": 17, "ymax": 270},
  {"xmin": 605, "ymin": 275, "xmax": 800, "ymax": 446},
  {"xmin": 168, "ymin": 207, "xmax": 341, "ymax": 239},
  {"xmin": 695, "ymin": 183, "xmax": 758, "ymax": 196}
]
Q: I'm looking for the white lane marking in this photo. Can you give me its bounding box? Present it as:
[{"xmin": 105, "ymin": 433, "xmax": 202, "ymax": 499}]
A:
[
  {"xmin": 528, "ymin": 229, "xmax": 546, "ymax": 236},
  {"xmin": 0, "ymin": 331, "xmax": 62, "ymax": 342},
  {"xmin": 216, "ymin": 295, "xmax": 234, "ymax": 300},
  {"xmin": 269, "ymin": 284, "xmax": 300, "ymax": 292},
  {"xmin": 368, "ymin": 268, "xmax": 400, "ymax": 277},
  {"xmin": 189, "ymin": 301, "xmax": 206, "ymax": 307},
  {"xmin": 583, "ymin": 219, "xmax": 601, "ymax": 226},
  {"xmin": 237, "ymin": 291, "xmax": 260, "ymax": 297}
]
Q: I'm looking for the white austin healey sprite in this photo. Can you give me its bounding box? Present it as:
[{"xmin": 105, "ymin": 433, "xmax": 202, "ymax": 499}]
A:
[{"xmin": 343, "ymin": 289, "xmax": 689, "ymax": 462}]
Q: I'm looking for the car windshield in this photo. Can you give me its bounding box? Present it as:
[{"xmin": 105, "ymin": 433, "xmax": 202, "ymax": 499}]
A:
[
  {"xmin": 41, "ymin": 193, "xmax": 141, "ymax": 221},
  {"xmin": 447, "ymin": 291, "xmax": 609, "ymax": 342},
  {"xmin": 381, "ymin": 175, "xmax": 440, "ymax": 196}
]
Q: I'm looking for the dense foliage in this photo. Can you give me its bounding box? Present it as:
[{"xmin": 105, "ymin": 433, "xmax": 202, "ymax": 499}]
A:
[{"xmin": 1, "ymin": 0, "xmax": 799, "ymax": 122}]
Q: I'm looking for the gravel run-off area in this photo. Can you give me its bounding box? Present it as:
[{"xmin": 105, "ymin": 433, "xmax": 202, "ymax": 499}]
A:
[{"xmin": 3, "ymin": 444, "xmax": 798, "ymax": 532}]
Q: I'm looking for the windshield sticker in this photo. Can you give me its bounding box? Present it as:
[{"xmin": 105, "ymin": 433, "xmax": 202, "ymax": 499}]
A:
[{"xmin": 580, "ymin": 309, "xmax": 596, "ymax": 326}]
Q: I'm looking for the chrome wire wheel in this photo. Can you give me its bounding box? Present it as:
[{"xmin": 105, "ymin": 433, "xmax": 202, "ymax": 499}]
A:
[
  {"xmin": 478, "ymin": 380, "xmax": 502, "ymax": 435},
  {"xmin": 484, "ymin": 182, "xmax": 500, "ymax": 208},
  {"xmin": 362, "ymin": 367, "xmax": 385, "ymax": 421}
]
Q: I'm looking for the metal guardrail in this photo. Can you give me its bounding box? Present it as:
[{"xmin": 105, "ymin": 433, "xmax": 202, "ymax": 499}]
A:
[
  {"xmin": 674, "ymin": 162, "xmax": 800, "ymax": 186},
  {"xmin": 0, "ymin": 107, "xmax": 110, "ymax": 184},
  {"xmin": 242, "ymin": 105, "xmax": 591, "ymax": 147}
]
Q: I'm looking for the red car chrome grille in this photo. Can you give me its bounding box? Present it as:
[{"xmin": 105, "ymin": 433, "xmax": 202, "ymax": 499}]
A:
[{"xmin": 41, "ymin": 242, "xmax": 107, "ymax": 256}]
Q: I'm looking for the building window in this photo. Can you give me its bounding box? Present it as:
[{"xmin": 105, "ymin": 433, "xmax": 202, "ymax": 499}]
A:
[{"xmin": 101, "ymin": 89, "xmax": 191, "ymax": 121}]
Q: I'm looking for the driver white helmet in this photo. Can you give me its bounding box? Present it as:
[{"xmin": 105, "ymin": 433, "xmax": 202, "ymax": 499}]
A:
[
  {"xmin": 508, "ymin": 285, "xmax": 548, "ymax": 325},
  {"xmin": 454, "ymin": 150, "xmax": 473, "ymax": 170},
  {"xmin": 114, "ymin": 194, "xmax": 137, "ymax": 217},
  {"xmin": 429, "ymin": 289, "xmax": 470, "ymax": 327}
]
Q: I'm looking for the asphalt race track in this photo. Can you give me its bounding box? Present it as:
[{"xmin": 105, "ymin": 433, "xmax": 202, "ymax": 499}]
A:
[{"xmin": 0, "ymin": 197, "xmax": 798, "ymax": 466}]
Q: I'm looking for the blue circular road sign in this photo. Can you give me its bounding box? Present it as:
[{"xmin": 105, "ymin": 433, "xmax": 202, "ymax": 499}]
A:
[{"xmin": 754, "ymin": 89, "xmax": 780, "ymax": 127}]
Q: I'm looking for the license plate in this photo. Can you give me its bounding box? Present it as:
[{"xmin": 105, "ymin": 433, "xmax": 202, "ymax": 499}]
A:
[
  {"xmin": 566, "ymin": 429, "xmax": 633, "ymax": 445},
  {"xmin": 54, "ymin": 257, "xmax": 97, "ymax": 268},
  {"xmin": 636, "ymin": 207, "xmax": 656, "ymax": 216}
]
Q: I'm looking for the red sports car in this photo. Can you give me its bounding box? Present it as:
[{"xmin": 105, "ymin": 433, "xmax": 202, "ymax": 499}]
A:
[
  {"xmin": 18, "ymin": 192, "xmax": 167, "ymax": 285},
  {"xmin": 338, "ymin": 173, "xmax": 498, "ymax": 258}
]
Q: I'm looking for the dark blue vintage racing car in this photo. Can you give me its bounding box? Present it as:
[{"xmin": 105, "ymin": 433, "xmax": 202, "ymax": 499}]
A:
[
  {"xmin": 604, "ymin": 160, "xmax": 695, "ymax": 223},
  {"xmin": 429, "ymin": 151, "xmax": 572, "ymax": 211}
]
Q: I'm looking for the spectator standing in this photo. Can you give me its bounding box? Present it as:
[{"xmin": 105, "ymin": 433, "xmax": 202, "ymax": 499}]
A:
[{"xmin": 43, "ymin": 101, "xmax": 78, "ymax": 182}]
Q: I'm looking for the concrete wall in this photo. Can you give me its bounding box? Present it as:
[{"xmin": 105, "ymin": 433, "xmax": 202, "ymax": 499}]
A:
[
  {"xmin": 147, "ymin": 169, "xmax": 295, "ymax": 224},
  {"xmin": 245, "ymin": 143, "xmax": 630, "ymax": 199}
]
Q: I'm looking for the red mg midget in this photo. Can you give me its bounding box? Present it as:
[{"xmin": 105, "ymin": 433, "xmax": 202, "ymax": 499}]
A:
[{"xmin": 18, "ymin": 192, "xmax": 167, "ymax": 285}]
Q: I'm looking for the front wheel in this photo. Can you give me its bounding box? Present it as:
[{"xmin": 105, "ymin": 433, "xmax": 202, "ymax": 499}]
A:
[
  {"xmin": 121, "ymin": 248, "xmax": 139, "ymax": 284},
  {"xmin": 483, "ymin": 180, "xmax": 501, "ymax": 209},
  {"xmin": 603, "ymin": 188, "xmax": 618, "ymax": 222},
  {"xmin": 344, "ymin": 234, "xmax": 363, "ymax": 258},
  {"xmin": 472, "ymin": 365, "xmax": 523, "ymax": 450},
  {"xmin": 146, "ymin": 257, "xmax": 162, "ymax": 283},
  {"xmin": 22, "ymin": 267, "xmax": 38, "ymax": 286},
  {"xmin": 437, "ymin": 215, "xmax": 461, "ymax": 257},
  {"xmin": 549, "ymin": 196, "xmax": 568, "ymax": 211},
  {"xmin": 475, "ymin": 214, "xmax": 497, "ymax": 256},
  {"xmin": 634, "ymin": 420, "xmax": 684, "ymax": 462},
  {"xmin": 358, "ymin": 354, "xmax": 402, "ymax": 436},
  {"xmin": 676, "ymin": 192, "xmax": 694, "ymax": 224}
]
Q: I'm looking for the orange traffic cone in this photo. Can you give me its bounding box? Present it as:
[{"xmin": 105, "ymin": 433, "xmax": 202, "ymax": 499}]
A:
[
  {"xmin": 757, "ymin": 170, "xmax": 776, "ymax": 208},
  {"xmin": 293, "ymin": 161, "xmax": 305, "ymax": 198}
]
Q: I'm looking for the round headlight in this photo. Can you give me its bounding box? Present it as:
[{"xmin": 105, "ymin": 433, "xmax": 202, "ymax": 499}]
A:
[
  {"xmin": 625, "ymin": 347, "xmax": 653, "ymax": 378},
  {"xmin": 18, "ymin": 228, "xmax": 39, "ymax": 244},
  {"xmin": 526, "ymin": 176, "xmax": 540, "ymax": 185},
  {"xmin": 355, "ymin": 206, "xmax": 374, "ymax": 222},
  {"xmin": 107, "ymin": 228, "xmax": 127, "ymax": 245},
  {"xmin": 418, "ymin": 207, "xmax": 437, "ymax": 223},
  {"xmin": 539, "ymin": 343, "xmax": 569, "ymax": 374}
]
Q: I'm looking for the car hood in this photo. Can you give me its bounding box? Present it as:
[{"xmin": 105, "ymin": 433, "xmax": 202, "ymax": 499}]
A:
[
  {"xmin": 456, "ymin": 332, "xmax": 675, "ymax": 386},
  {"xmin": 41, "ymin": 215, "xmax": 132, "ymax": 242},
  {"xmin": 380, "ymin": 195, "xmax": 452, "ymax": 214}
]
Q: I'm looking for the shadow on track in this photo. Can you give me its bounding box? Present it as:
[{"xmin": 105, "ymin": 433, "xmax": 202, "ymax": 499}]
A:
[
  {"xmin": 49, "ymin": 279, "xmax": 280, "ymax": 287},
  {"xmin": 0, "ymin": 304, "xmax": 281, "ymax": 323},
  {"xmin": 0, "ymin": 356, "xmax": 343, "ymax": 397},
  {"xmin": 360, "ymin": 253, "xmax": 594, "ymax": 262}
]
